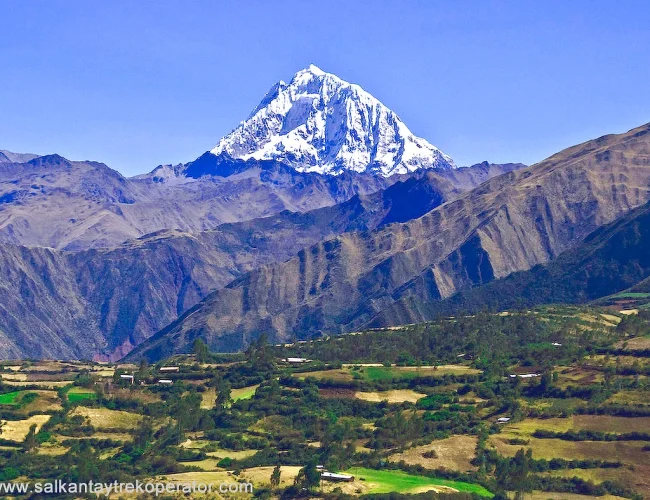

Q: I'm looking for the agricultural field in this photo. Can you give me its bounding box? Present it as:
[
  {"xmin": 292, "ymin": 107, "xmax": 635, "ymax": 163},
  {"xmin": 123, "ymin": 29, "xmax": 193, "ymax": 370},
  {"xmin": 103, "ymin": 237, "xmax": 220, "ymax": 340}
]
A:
[
  {"xmin": 388, "ymin": 435, "xmax": 478, "ymax": 472},
  {"xmin": 0, "ymin": 390, "xmax": 23, "ymax": 404},
  {"xmin": 343, "ymin": 468, "xmax": 493, "ymax": 496},
  {"xmin": 200, "ymin": 387, "xmax": 216, "ymax": 408},
  {"xmin": 0, "ymin": 307, "xmax": 648, "ymax": 498},
  {"xmin": 354, "ymin": 389, "xmax": 427, "ymax": 403},
  {"xmin": 231, "ymin": 384, "xmax": 259, "ymax": 401},
  {"xmin": 0, "ymin": 414, "xmax": 51, "ymax": 442},
  {"xmin": 296, "ymin": 364, "xmax": 481, "ymax": 383},
  {"xmin": 69, "ymin": 407, "xmax": 142, "ymax": 430},
  {"xmin": 66, "ymin": 386, "xmax": 96, "ymax": 402}
]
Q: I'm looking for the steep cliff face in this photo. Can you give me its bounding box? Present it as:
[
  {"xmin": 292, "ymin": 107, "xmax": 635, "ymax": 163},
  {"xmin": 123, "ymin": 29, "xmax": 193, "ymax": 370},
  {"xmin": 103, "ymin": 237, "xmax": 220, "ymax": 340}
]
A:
[
  {"xmin": 127, "ymin": 123, "xmax": 650, "ymax": 360},
  {"xmin": 0, "ymin": 171, "xmax": 461, "ymax": 360},
  {"xmin": 0, "ymin": 245, "xmax": 98, "ymax": 359}
]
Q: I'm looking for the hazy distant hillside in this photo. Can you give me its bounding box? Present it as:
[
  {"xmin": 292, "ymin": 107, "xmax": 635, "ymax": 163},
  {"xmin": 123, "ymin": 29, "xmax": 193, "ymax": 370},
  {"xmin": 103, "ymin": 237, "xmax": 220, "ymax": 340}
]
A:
[{"xmin": 0, "ymin": 171, "xmax": 469, "ymax": 360}]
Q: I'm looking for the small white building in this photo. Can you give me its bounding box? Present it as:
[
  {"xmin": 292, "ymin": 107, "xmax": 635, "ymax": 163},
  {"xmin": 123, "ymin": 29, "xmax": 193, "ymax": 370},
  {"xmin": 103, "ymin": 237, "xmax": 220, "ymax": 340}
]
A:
[
  {"xmin": 282, "ymin": 357, "xmax": 311, "ymax": 364},
  {"xmin": 509, "ymin": 373, "xmax": 541, "ymax": 379},
  {"xmin": 320, "ymin": 472, "xmax": 354, "ymax": 482},
  {"xmin": 159, "ymin": 366, "xmax": 180, "ymax": 372},
  {"xmin": 552, "ymin": 342, "xmax": 562, "ymax": 347},
  {"xmin": 120, "ymin": 374, "xmax": 134, "ymax": 385},
  {"xmin": 158, "ymin": 379, "xmax": 173, "ymax": 385},
  {"xmin": 497, "ymin": 417, "xmax": 511, "ymax": 424}
]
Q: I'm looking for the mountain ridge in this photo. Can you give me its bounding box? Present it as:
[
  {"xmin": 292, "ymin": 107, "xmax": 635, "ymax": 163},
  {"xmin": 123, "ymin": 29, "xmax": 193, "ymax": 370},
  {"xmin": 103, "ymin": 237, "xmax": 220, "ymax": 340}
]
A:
[
  {"xmin": 0, "ymin": 151, "xmax": 517, "ymax": 250},
  {"xmin": 210, "ymin": 65, "xmax": 455, "ymax": 177}
]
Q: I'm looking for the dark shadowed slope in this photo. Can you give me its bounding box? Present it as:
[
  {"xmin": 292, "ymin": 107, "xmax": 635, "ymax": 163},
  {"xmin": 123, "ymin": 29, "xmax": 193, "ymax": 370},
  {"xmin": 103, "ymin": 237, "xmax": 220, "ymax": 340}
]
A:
[{"xmin": 369, "ymin": 199, "xmax": 650, "ymax": 323}]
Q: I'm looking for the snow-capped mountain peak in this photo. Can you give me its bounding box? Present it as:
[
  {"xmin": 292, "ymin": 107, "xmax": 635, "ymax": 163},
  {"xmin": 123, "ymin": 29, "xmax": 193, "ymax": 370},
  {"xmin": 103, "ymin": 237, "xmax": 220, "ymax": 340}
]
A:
[{"xmin": 211, "ymin": 65, "xmax": 455, "ymax": 177}]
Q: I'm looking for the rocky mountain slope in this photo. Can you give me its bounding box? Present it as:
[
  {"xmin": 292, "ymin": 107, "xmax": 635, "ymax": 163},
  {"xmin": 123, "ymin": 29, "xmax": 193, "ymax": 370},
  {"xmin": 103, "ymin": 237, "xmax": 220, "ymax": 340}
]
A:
[
  {"xmin": 0, "ymin": 171, "xmax": 473, "ymax": 360},
  {"xmin": 126, "ymin": 123, "xmax": 650, "ymax": 360},
  {"xmin": 370, "ymin": 198, "xmax": 650, "ymax": 322},
  {"xmin": 211, "ymin": 65, "xmax": 455, "ymax": 176}
]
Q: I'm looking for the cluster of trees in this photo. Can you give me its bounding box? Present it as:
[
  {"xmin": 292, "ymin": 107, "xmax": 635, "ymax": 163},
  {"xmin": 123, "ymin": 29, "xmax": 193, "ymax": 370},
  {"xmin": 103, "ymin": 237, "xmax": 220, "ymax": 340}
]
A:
[
  {"xmin": 276, "ymin": 312, "xmax": 582, "ymax": 368},
  {"xmin": 533, "ymin": 429, "xmax": 650, "ymax": 442}
]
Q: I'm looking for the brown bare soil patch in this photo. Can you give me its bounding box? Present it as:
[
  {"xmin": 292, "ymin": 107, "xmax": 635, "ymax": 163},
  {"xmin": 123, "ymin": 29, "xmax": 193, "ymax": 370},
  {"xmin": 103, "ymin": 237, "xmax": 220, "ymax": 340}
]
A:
[
  {"xmin": 389, "ymin": 435, "xmax": 478, "ymax": 472},
  {"xmin": 320, "ymin": 388, "xmax": 356, "ymax": 399}
]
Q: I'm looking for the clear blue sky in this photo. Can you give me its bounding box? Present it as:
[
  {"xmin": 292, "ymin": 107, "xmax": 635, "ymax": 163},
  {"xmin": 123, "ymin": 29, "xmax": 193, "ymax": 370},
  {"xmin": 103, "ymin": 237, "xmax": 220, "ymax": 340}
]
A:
[{"xmin": 2, "ymin": 0, "xmax": 649, "ymax": 176}]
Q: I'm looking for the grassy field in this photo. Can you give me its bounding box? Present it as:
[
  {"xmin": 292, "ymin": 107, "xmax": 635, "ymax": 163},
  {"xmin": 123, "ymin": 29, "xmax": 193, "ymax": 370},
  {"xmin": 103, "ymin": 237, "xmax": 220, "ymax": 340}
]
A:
[
  {"xmin": 181, "ymin": 457, "xmax": 223, "ymax": 471},
  {"xmin": 0, "ymin": 391, "xmax": 23, "ymax": 404},
  {"xmin": 607, "ymin": 389, "xmax": 650, "ymax": 406},
  {"xmin": 2, "ymin": 380, "xmax": 71, "ymax": 388},
  {"xmin": 70, "ymin": 407, "xmax": 141, "ymax": 430},
  {"xmin": 66, "ymin": 387, "xmax": 96, "ymax": 402},
  {"xmin": 554, "ymin": 366, "xmax": 603, "ymax": 388},
  {"xmin": 491, "ymin": 435, "xmax": 649, "ymax": 462},
  {"xmin": 354, "ymin": 389, "xmax": 426, "ymax": 403},
  {"xmin": 296, "ymin": 369, "xmax": 353, "ymax": 382},
  {"xmin": 0, "ymin": 390, "xmax": 59, "ymax": 412},
  {"xmin": 343, "ymin": 467, "xmax": 493, "ymax": 497},
  {"xmin": 231, "ymin": 384, "xmax": 259, "ymax": 401},
  {"xmin": 388, "ymin": 435, "xmax": 478, "ymax": 472},
  {"xmin": 544, "ymin": 467, "xmax": 650, "ymax": 495},
  {"xmin": 200, "ymin": 387, "xmax": 216, "ymax": 409},
  {"xmin": 0, "ymin": 373, "xmax": 29, "ymax": 382},
  {"xmin": 611, "ymin": 292, "xmax": 650, "ymax": 299},
  {"xmin": 205, "ymin": 449, "xmax": 258, "ymax": 461},
  {"xmin": 362, "ymin": 367, "xmax": 420, "ymax": 381},
  {"xmin": 525, "ymin": 493, "xmax": 626, "ymax": 500},
  {"xmin": 0, "ymin": 414, "xmax": 51, "ymax": 442},
  {"xmin": 363, "ymin": 365, "xmax": 481, "ymax": 381},
  {"xmin": 163, "ymin": 466, "xmax": 303, "ymax": 489},
  {"xmin": 615, "ymin": 336, "xmax": 650, "ymax": 350},
  {"xmin": 180, "ymin": 438, "xmax": 259, "ymax": 460},
  {"xmin": 498, "ymin": 415, "xmax": 650, "ymax": 436}
]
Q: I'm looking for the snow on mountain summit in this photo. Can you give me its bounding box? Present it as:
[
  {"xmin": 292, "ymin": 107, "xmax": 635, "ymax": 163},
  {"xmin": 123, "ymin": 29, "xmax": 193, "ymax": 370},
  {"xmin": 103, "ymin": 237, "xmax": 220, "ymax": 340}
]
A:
[{"xmin": 210, "ymin": 65, "xmax": 455, "ymax": 177}]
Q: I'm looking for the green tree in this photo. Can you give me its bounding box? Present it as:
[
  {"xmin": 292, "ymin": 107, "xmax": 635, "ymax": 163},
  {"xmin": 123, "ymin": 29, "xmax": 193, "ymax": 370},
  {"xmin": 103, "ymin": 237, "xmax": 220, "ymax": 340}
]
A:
[
  {"xmin": 270, "ymin": 464, "xmax": 281, "ymax": 489},
  {"xmin": 512, "ymin": 448, "xmax": 533, "ymax": 499},
  {"xmin": 294, "ymin": 459, "xmax": 320, "ymax": 492},
  {"xmin": 133, "ymin": 417, "xmax": 154, "ymax": 448},
  {"xmin": 137, "ymin": 358, "xmax": 150, "ymax": 382},
  {"xmin": 193, "ymin": 338, "xmax": 210, "ymax": 363},
  {"xmin": 215, "ymin": 377, "xmax": 232, "ymax": 411},
  {"xmin": 245, "ymin": 332, "xmax": 275, "ymax": 372},
  {"xmin": 23, "ymin": 424, "xmax": 38, "ymax": 453}
]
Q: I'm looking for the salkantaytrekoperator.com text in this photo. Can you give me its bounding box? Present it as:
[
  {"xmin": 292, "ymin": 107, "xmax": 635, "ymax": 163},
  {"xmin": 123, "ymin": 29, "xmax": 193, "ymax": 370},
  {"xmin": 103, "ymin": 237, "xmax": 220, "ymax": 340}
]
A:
[{"xmin": 0, "ymin": 480, "xmax": 253, "ymax": 496}]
